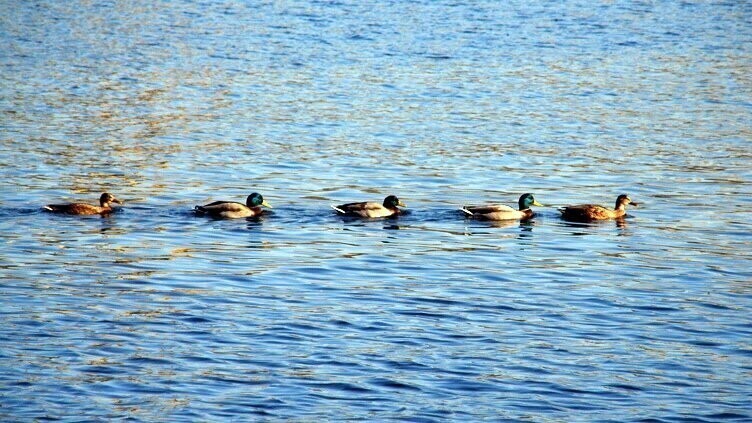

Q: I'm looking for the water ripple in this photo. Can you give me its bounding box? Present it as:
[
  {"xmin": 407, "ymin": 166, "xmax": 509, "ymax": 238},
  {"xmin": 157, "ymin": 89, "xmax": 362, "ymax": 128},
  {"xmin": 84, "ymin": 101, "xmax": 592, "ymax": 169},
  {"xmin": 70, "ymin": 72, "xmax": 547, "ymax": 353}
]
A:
[{"xmin": 2, "ymin": 0, "xmax": 752, "ymax": 421}]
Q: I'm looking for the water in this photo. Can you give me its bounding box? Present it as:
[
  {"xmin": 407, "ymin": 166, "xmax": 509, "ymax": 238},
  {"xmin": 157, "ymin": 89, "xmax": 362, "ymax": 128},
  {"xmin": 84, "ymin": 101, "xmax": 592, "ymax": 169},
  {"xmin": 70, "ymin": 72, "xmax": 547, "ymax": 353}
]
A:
[{"xmin": 1, "ymin": 0, "xmax": 751, "ymax": 420}]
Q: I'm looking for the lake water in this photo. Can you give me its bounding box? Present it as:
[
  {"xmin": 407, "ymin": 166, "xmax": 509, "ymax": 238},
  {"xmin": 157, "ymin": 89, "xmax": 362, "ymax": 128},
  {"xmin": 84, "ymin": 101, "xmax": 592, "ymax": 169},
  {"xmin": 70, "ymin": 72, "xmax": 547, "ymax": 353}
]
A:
[{"xmin": 1, "ymin": 0, "xmax": 751, "ymax": 420}]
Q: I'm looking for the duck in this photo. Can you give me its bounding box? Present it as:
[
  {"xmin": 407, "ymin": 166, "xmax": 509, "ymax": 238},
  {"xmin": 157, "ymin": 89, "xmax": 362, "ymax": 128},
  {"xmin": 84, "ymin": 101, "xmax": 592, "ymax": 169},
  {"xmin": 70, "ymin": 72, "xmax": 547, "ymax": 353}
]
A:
[
  {"xmin": 331, "ymin": 195, "xmax": 406, "ymax": 218},
  {"xmin": 43, "ymin": 192, "xmax": 122, "ymax": 215},
  {"xmin": 558, "ymin": 194, "xmax": 638, "ymax": 221},
  {"xmin": 460, "ymin": 193, "xmax": 543, "ymax": 221},
  {"xmin": 194, "ymin": 192, "xmax": 272, "ymax": 219}
]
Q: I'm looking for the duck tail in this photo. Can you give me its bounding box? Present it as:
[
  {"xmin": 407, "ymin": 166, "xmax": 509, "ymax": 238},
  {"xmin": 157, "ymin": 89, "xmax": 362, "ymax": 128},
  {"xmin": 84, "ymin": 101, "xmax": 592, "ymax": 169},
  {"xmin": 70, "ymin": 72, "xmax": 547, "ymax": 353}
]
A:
[
  {"xmin": 459, "ymin": 206, "xmax": 474, "ymax": 216},
  {"xmin": 42, "ymin": 205, "xmax": 54, "ymax": 212},
  {"xmin": 194, "ymin": 206, "xmax": 206, "ymax": 214},
  {"xmin": 556, "ymin": 207, "xmax": 566, "ymax": 214},
  {"xmin": 330, "ymin": 205, "xmax": 346, "ymax": 214}
]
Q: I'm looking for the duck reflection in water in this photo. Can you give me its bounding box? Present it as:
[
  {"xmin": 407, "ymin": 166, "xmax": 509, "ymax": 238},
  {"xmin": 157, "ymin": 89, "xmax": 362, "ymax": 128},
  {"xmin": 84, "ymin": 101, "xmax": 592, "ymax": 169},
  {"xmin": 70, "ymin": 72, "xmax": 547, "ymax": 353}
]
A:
[{"xmin": 560, "ymin": 216, "xmax": 632, "ymax": 237}]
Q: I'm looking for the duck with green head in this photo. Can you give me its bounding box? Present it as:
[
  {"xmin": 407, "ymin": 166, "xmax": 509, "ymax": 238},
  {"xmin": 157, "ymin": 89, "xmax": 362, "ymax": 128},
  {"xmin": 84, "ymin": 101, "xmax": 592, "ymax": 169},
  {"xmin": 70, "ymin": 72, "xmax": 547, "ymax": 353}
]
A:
[
  {"xmin": 331, "ymin": 195, "xmax": 406, "ymax": 218},
  {"xmin": 43, "ymin": 192, "xmax": 122, "ymax": 215},
  {"xmin": 558, "ymin": 194, "xmax": 638, "ymax": 221},
  {"xmin": 195, "ymin": 192, "xmax": 272, "ymax": 219},
  {"xmin": 460, "ymin": 193, "xmax": 543, "ymax": 221}
]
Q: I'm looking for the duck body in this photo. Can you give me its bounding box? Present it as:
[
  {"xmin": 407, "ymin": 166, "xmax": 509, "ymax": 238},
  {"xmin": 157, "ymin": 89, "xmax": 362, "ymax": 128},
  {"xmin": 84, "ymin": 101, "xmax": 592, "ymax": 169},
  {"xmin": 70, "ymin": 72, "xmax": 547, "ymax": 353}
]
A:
[
  {"xmin": 461, "ymin": 204, "xmax": 534, "ymax": 221},
  {"xmin": 331, "ymin": 195, "xmax": 405, "ymax": 218},
  {"xmin": 559, "ymin": 204, "xmax": 621, "ymax": 221},
  {"xmin": 195, "ymin": 193, "xmax": 271, "ymax": 219},
  {"xmin": 195, "ymin": 201, "xmax": 263, "ymax": 219},
  {"xmin": 559, "ymin": 194, "xmax": 637, "ymax": 222},
  {"xmin": 461, "ymin": 193, "xmax": 542, "ymax": 221},
  {"xmin": 43, "ymin": 193, "xmax": 122, "ymax": 215}
]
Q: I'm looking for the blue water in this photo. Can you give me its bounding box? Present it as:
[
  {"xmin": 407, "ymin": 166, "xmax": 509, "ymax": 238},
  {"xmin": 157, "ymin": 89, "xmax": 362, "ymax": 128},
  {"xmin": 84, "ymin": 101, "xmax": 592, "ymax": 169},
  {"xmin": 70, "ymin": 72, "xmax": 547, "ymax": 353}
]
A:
[{"xmin": 2, "ymin": 0, "xmax": 751, "ymax": 420}]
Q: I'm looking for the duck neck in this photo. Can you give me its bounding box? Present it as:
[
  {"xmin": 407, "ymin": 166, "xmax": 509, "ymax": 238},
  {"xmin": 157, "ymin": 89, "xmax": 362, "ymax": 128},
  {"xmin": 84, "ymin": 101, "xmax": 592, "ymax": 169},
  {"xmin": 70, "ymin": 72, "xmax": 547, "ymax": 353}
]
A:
[{"xmin": 613, "ymin": 201, "xmax": 628, "ymax": 218}]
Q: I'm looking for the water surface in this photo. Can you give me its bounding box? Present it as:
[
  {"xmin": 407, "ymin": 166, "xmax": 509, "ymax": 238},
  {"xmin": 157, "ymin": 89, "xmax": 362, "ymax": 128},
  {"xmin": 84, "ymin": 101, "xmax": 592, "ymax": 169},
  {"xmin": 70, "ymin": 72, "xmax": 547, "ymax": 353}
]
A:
[{"xmin": 1, "ymin": 0, "xmax": 751, "ymax": 421}]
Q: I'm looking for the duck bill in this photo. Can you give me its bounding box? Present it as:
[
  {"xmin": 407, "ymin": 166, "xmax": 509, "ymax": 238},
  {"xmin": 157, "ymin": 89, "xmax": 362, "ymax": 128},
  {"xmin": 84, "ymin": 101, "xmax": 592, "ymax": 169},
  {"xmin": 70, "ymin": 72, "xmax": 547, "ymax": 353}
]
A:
[
  {"xmin": 112, "ymin": 198, "xmax": 123, "ymax": 205},
  {"xmin": 629, "ymin": 202, "xmax": 638, "ymax": 207},
  {"xmin": 532, "ymin": 200, "xmax": 544, "ymax": 207},
  {"xmin": 261, "ymin": 200, "xmax": 273, "ymax": 208},
  {"xmin": 397, "ymin": 200, "xmax": 406, "ymax": 207}
]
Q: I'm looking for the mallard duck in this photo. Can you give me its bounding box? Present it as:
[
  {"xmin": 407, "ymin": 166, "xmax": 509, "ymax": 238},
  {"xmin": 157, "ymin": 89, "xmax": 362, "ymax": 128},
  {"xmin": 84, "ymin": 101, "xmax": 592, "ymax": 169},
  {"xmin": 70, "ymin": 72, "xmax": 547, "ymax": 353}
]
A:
[
  {"xmin": 194, "ymin": 192, "xmax": 272, "ymax": 219},
  {"xmin": 460, "ymin": 193, "xmax": 543, "ymax": 221},
  {"xmin": 559, "ymin": 194, "xmax": 638, "ymax": 221},
  {"xmin": 331, "ymin": 195, "xmax": 406, "ymax": 218},
  {"xmin": 43, "ymin": 192, "xmax": 122, "ymax": 215}
]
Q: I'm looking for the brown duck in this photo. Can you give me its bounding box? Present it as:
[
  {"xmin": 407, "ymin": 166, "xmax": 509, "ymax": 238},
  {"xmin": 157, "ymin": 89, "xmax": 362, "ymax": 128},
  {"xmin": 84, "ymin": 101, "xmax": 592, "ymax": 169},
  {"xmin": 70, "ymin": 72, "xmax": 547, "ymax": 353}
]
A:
[
  {"xmin": 559, "ymin": 194, "xmax": 638, "ymax": 221},
  {"xmin": 43, "ymin": 192, "xmax": 122, "ymax": 215}
]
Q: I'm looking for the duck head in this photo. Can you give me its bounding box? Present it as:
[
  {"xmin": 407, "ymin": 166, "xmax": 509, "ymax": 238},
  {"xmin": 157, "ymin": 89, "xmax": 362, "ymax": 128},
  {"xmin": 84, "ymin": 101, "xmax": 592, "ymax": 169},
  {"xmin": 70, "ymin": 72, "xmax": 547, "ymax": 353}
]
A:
[
  {"xmin": 100, "ymin": 192, "xmax": 122, "ymax": 207},
  {"xmin": 247, "ymin": 192, "xmax": 272, "ymax": 208},
  {"xmin": 383, "ymin": 195, "xmax": 406, "ymax": 208},
  {"xmin": 518, "ymin": 193, "xmax": 543, "ymax": 210},
  {"xmin": 615, "ymin": 194, "xmax": 637, "ymax": 210}
]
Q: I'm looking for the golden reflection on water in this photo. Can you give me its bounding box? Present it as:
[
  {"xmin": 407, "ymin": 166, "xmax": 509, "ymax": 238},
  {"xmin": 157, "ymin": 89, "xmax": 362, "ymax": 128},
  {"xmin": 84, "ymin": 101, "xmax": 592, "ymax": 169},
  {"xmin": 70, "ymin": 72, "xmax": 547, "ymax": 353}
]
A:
[{"xmin": 2, "ymin": 1, "xmax": 751, "ymax": 421}]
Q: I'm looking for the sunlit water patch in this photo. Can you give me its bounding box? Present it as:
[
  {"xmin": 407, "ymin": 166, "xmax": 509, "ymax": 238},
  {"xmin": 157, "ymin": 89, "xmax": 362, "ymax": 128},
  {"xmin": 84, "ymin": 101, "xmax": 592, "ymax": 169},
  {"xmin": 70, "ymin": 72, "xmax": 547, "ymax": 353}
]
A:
[{"xmin": 1, "ymin": 0, "xmax": 751, "ymax": 420}]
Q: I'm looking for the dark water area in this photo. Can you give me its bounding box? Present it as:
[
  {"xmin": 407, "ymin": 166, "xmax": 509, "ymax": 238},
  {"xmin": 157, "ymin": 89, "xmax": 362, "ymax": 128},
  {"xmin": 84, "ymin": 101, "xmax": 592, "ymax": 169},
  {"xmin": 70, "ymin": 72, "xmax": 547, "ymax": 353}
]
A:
[{"xmin": 1, "ymin": 0, "xmax": 751, "ymax": 420}]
